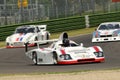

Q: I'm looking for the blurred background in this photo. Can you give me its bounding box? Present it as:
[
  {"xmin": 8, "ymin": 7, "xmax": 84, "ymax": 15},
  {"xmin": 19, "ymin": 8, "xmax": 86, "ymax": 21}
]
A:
[{"xmin": 0, "ymin": 0, "xmax": 120, "ymax": 26}]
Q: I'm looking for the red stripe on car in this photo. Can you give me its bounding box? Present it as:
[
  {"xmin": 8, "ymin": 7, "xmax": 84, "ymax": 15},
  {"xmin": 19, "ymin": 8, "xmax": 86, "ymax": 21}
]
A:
[
  {"xmin": 93, "ymin": 46, "xmax": 100, "ymax": 52},
  {"xmin": 60, "ymin": 49, "xmax": 66, "ymax": 55},
  {"xmin": 16, "ymin": 38, "xmax": 19, "ymax": 41},
  {"xmin": 16, "ymin": 33, "xmax": 23, "ymax": 41}
]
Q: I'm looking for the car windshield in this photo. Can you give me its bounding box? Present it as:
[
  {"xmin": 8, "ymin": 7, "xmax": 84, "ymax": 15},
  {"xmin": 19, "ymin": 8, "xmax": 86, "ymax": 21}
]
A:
[
  {"xmin": 98, "ymin": 24, "xmax": 120, "ymax": 30},
  {"xmin": 60, "ymin": 43, "xmax": 79, "ymax": 47},
  {"xmin": 15, "ymin": 27, "xmax": 35, "ymax": 33}
]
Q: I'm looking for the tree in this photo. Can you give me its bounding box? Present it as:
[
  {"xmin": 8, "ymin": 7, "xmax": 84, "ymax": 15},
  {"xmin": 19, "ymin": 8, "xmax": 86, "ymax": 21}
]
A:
[{"xmin": 0, "ymin": 1, "xmax": 4, "ymax": 4}]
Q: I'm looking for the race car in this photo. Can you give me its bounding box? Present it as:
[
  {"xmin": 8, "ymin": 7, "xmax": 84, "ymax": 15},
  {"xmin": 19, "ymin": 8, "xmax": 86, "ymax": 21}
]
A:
[
  {"xmin": 92, "ymin": 22, "xmax": 120, "ymax": 42},
  {"xmin": 25, "ymin": 32, "xmax": 105, "ymax": 65},
  {"xmin": 6, "ymin": 25, "xmax": 50, "ymax": 48}
]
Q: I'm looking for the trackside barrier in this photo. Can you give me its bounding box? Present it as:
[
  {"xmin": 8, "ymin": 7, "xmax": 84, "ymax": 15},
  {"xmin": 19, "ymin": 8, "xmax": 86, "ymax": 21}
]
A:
[
  {"xmin": 0, "ymin": 11, "xmax": 120, "ymax": 41},
  {"xmin": 89, "ymin": 11, "xmax": 120, "ymax": 27},
  {"xmin": 0, "ymin": 16, "xmax": 85, "ymax": 41}
]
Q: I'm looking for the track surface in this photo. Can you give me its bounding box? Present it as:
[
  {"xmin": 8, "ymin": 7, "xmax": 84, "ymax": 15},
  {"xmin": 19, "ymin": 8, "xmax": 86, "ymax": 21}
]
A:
[{"xmin": 0, "ymin": 34, "xmax": 120, "ymax": 74}]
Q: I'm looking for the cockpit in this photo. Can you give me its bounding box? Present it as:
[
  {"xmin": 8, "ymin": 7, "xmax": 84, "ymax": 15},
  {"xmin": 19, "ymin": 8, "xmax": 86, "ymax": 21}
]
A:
[
  {"xmin": 59, "ymin": 43, "xmax": 79, "ymax": 47},
  {"xmin": 15, "ymin": 27, "xmax": 35, "ymax": 33},
  {"xmin": 48, "ymin": 40, "xmax": 79, "ymax": 49},
  {"xmin": 98, "ymin": 24, "xmax": 120, "ymax": 30}
]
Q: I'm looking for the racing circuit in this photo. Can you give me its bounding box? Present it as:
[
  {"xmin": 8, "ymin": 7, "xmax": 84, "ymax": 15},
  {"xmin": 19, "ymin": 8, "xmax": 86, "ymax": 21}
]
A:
[{"xmin": 0, "ymin": 34, "xmax": 120, "ymax": 74}]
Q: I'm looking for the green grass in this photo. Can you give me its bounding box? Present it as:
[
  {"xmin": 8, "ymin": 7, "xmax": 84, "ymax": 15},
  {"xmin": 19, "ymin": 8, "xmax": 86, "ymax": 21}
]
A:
[
  {"xmin": 0, "ymin": 41, "xmax": 5, "ymax": 48},
  {"xmin": 50, "ymin": 27, "xmax": 96, "ymax": 39},
  {"xmin": 0, "ymin": 68, "xmax": 120, "ymax": 77},
  {"xmin": 0, "ymin": 27, "xmax": 96, "ymax": 48}
]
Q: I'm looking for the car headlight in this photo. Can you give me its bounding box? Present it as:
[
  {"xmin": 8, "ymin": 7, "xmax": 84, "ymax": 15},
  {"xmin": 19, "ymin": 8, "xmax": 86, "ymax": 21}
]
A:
[
  {"xmin": 93, "ymin": 31, "xmax": 100, "ymax": 38},
  {"xmin": 99, "ymin": 52, "xmax": 103, "ymax": 57},
  {"xmin": 60, "ymin": 54, "xmax": 72, "ymax": 60},
  {"xmin": 94, "ymin": 52, "xmax": 104, "ymax": 57},
  {"xmin": 94, "ymin": 52, "xmax": 99, "ymax": 57},
  {"xmin": 112, "ymin": 31, "xmax": 118, "ymax": 37},
  {"xmin": 60, "ymin": 55, "xmax": 65, "ymax": 60}
]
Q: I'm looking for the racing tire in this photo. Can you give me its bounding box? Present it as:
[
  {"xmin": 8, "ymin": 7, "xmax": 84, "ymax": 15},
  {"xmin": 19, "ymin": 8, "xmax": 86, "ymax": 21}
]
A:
[
  {"xmin": 53, "ymin": 52, "xmax": 58, "ymax": 65},
  {"xmin": 32, "ymin": 52, "xmax": 38, "ymax": 65},
  {"xmin": 46, "ymin": 33, "xmax": 49, "ymax": 40},
  {"xmin": 34, "ymin": 37, "xmax": 38, "ymax": 46},
  {"xmin": 46, "ymin": 33, "xmax": 49, "ymax": 44}
]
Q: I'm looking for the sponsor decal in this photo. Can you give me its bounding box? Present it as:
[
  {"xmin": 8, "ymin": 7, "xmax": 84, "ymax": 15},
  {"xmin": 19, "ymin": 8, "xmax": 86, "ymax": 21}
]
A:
[
  {"xmin": 68, "ymin": 50, "xmax": 86, "ymax": 54},
  {"xmin": 93, "ymin": 46, "xmax": 100, "ymax": 52},
  {"xmin": 16, "ymin": 38, "xmax": 19, "ymax": 41},
  {"xmin": 16, "ymin": 33, "xmax": 26, "ymax": 41},
  {"xmin": 74, "ymin": 53, "xmax": 92, "ymax": 58},
  {"xmin": 105, "ymin": 32, "xmax": 108, "ymax": 35},
  {"xmin": 38, "ymin": 58, "xmax": 43, "ymax": 62},
  {"xmin": 19, "ymin": 33, "xmax": 26, "ymax": 41}
]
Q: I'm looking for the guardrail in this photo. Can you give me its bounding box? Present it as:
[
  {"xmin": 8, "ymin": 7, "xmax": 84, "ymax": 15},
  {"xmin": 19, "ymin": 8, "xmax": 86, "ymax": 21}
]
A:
[
  {"xmin": 0, "ymin": 11, "xmax": 120, "ymax": 41},
  {"xmin": 0, "ymin": 16, "xmax": 85, "ymax": 41},
  {"xmin": 89, "ymin": 11, "xmax": 120, "ymax": 27}
]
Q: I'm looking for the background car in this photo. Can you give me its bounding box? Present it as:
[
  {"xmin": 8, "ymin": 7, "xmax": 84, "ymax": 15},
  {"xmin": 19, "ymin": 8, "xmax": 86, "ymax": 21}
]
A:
[
  {"xmin": 92, "ymin": 22, "xmax": 120, "ymax": 42},
  {"xmin": 25, "ymin": 32, "xmax": 105, "ymax": 65},
  {"xmin": 6, "ymin": 25, "xmax": 50, "ymax": 48}
]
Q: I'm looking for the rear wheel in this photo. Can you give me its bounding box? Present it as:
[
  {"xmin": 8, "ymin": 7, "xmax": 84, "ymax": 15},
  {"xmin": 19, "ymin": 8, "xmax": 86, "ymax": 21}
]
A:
[
  {"xmin": 34, "ymin": 37, "xmax": 38, "ymax": 46},
  {"xmin": 53, "ymin": 52, "xmax": 58, "ymax": 64},
  {"xmin": 45, "ymin": 33, "xmax": 49, "ymax": 44},
  {"xmin": 46, "ymin": 33, "xmax": 49, "ymax": 40},
  {"xmin": 32, "ymin": 52, "xmax": 38, "ymax": 65}
]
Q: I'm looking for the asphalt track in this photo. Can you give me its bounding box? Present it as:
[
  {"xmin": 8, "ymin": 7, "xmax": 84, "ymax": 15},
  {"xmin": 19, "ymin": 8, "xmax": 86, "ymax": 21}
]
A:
[{"xmin": 0, "ymin": 34, "xmax": 120, "ymax": 74}]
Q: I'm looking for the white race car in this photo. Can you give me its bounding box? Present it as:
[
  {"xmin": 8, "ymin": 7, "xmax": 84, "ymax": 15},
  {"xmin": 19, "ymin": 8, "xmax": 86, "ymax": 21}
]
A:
[
  {"xmin": 6, "ymin": 25, "xmax": 50, "ymax": 48},
  {"xmin": 92, "ymin": 22, "xmax": 120, "ymax": 42},
  {"xmin": 25, "ymin": 32, "xmax": 105, "ymax": 65}
]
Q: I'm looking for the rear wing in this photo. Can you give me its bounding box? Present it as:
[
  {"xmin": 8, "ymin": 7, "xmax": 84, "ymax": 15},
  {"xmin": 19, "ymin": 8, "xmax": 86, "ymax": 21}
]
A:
[
  {"xmin": 25, "ymin": 39, "xmax": 58, "ymax": 52},
  {"xmin": 25, "ymin": 32, "xmax": 69, "ymax": 52},
  {"xmin": 29, "ymin": 39, "xmax": 58, "ymax": 44},
  {"xmin": 37, "ymin": 25, "xmax": 47, "ymax": 31}
]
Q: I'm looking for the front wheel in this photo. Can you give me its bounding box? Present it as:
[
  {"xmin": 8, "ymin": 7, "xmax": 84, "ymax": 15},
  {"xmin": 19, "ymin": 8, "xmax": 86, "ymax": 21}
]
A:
[{"xmin": 32, "ymin": 52, "xmax": 38, "ymax": 65}]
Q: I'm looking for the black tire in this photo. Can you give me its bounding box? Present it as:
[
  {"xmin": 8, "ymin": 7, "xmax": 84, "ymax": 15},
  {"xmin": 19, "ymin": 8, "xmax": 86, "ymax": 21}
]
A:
[
  {"xmin": 53, "ymin": 52, "xmax": 58, "ymax": 64},
  {"xmin": 34, "ymin": 37, "xmax": 38, "ymax": 46},
  {"xmin": 32, "ymin": 52, "xmax": 38, "ymax": 65},
  {"xmin": 46, "ymin": 33, "xmax": 49, "ymax": 40},
  {"xmin": 45, "ymin": 33, "xmax": 49, "ymax": 44}
]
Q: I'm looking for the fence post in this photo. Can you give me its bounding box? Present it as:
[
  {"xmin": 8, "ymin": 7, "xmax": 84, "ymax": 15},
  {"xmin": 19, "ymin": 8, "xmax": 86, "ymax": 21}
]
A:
[
  {"xmin": 4, "ymin": 0, "xmax": 7, "ymax": 25},
  {"xmin": 85, "ymin": 15, "xmax": 90, "ymax": 28}
]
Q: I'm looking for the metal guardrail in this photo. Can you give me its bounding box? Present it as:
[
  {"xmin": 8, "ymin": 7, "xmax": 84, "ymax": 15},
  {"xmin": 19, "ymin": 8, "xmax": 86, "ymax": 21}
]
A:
[
  {"xmin": 0, "ymin": 16, "xmax": 85, "ymax": 41},
  {"xmin": 1, "ymin": 11, "xmax": 120, "ymax": 41}
]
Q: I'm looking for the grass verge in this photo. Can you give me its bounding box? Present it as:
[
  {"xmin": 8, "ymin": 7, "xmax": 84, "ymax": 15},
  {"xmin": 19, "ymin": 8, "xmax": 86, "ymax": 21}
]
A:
[
  {"xmin": 0, "ymin": 68, "xmax": 120, "ymax": 78},
  {"xmin": 50, "ymin": 27, "xmax": 96, "ymax": 39},
  {"xmin": 0, "ymin": 41, "xmax": 5, "ymax": 48}
]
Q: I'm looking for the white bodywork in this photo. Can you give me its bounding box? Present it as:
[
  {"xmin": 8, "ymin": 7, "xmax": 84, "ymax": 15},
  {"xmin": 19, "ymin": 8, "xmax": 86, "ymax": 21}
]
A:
[
  {"xmin": 6, "ymin": 25, "xmax": 50, "ymax": 48},
  {"xmin": 25, "ymin": 32, "xmax": 105, "ymax": 65},
  {"xmin": 92, "ymin": 22, "xmax": 120, "ymax": 42}
]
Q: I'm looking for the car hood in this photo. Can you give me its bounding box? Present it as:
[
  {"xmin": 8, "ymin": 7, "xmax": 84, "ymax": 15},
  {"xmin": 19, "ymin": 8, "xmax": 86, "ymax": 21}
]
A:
[
  {"xmin": 59, "ymin": 46, "xmax": 95, "ymax": 59},
  {"xmin": 98, "ymin": 29, "xmax": 117, "ymax": 35},
  {"xmin": 7, "ymin": 33, "xmax": 35, "ymax": 42}
]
